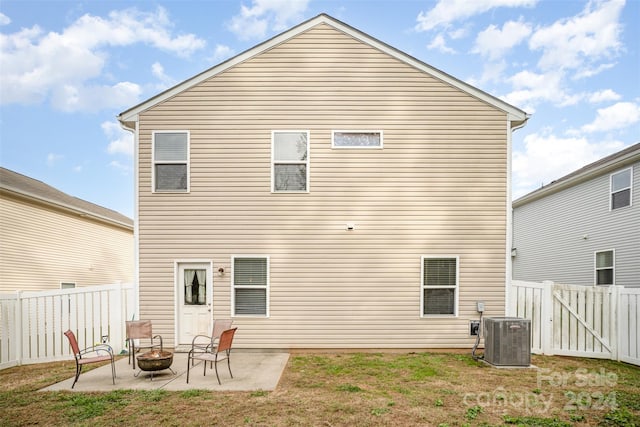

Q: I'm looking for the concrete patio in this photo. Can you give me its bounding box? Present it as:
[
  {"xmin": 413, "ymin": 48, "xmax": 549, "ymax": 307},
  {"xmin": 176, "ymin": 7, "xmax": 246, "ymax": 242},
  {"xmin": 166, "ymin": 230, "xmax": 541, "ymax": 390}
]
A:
[{"xmin": 41, "ymin": 351, "xmax": 290, "ymax": 392}]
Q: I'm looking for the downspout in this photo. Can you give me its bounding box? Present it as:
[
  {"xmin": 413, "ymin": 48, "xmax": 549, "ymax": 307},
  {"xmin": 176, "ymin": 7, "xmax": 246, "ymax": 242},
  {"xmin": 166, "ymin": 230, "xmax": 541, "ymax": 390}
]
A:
[
  {"xmin": 118, "ymin": 118, "xmax": 140, "ymax": 321},
  {"xmin": 505, "ymin": 116, "xmax": 529, "ymax": 315}
]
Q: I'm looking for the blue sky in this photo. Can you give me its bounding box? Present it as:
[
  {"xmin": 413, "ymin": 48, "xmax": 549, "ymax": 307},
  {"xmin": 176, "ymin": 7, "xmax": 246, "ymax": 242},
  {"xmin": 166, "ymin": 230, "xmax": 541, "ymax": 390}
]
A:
[{"xmin": 1, "ymin": 0, "xmax": 638, "ymax": 219}]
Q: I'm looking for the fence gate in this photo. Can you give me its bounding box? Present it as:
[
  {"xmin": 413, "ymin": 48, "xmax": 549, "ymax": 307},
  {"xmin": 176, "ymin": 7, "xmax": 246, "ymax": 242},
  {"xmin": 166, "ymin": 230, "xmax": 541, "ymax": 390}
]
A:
[
  {"xmin": 510, "ymin": 280, "xmax": 640, "ymax": 366},
  {"xmin": 550, "ymin": 283, "xmax": 614, "ymax": 359}
]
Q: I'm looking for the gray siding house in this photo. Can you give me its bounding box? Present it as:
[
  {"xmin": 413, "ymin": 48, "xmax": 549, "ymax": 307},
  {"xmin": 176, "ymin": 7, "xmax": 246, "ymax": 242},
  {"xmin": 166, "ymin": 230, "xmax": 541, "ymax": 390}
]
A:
[{"xmin": 512, "ymin": 143, "xmax": 639, "ymax": 287}]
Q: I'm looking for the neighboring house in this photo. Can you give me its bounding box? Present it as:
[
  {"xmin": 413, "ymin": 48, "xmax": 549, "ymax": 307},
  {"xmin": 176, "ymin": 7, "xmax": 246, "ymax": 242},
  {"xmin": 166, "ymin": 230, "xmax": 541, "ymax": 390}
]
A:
[
  {"xmin": 118, "ymin": 14, "xmax": 528, "ymax": 349},
  {"xmin": 512, "ymin": 143, "xmax": 639, "ymax": 287},
  {"xmin": 0, "ymin": 167, "xmax": 134, "ymax": 292}
]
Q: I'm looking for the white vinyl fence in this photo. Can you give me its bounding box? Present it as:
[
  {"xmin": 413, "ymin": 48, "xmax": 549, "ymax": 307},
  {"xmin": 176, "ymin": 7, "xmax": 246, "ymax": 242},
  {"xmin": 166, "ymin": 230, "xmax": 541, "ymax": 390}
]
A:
[
  {"xmin": 0, "ymin": 283, "xmax": 134, "ymax": 370},
  {"xmin": 509, "ymin": 280, "xmax": 640, "ymax": 366}
]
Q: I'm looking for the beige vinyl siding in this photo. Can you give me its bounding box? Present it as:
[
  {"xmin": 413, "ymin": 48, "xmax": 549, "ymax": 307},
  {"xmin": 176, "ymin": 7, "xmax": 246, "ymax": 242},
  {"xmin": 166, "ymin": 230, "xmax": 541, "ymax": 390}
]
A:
[
  {"xmin": 136, "ymin": 24, "xmax": 508, "ymax": 348},
  {"xmin": 0, "ymin": 194, "xmax": 134, "ymax": 292}
]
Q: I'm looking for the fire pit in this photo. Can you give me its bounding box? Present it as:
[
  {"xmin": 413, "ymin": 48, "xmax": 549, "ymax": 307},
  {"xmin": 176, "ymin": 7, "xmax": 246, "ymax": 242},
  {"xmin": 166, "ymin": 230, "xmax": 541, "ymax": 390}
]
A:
[{"xmin": 135, "ymin": 349, "xmax": 175, "ymax": 379}]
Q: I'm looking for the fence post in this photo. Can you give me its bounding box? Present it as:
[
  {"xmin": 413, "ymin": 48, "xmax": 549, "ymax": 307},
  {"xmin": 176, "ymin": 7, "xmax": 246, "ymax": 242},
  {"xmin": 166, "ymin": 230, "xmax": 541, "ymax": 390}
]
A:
[
  {"xmin": 541, "ymin": 281, "xmax": 554, "ymax": 355},
  {"xmin": 610, "ymin": 285, "xmax": 620, "ymax": 361},
  {"xmin": 15, "ymin": 290, "xmax": 23, "ymax": 366}
]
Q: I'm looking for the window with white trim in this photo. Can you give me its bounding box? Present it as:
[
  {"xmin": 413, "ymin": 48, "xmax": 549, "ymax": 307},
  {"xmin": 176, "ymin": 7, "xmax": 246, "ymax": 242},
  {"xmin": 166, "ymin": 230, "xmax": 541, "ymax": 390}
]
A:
[
  {"xmin": 272, "ymin": 131, "xmax": 309, "ymax": 192},
  {"xmin": 421, "ymin": 256, "xmax": 458, "ymax": 316},
  {"xmin": 153, "ymin": 131, "xmax": 189, "ymax": 192},
  {"xmin": 610, "ymin": 167, "xmax": 632, "ymax": 210},
  {"xmin": 60, "ymin": 282, "xmax": 76, "ymax": 289},
  {"xmin": 595, "ymin": 250, "xmax": 614, "ymax": 286},
  {"xmin": 232, "ymin": 256, "xmax": 269, "ymax": 316},
  {"xmin": 332, "ymin": 130, "xmax": 383, "ymax": 148}
]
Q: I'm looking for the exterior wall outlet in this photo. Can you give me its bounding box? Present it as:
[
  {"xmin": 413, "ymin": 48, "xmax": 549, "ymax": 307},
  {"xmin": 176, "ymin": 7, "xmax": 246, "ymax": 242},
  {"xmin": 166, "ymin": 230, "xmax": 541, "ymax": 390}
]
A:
[{"xmin": 470, "ymin": 321, "xmax": 480, "ymax": 336}]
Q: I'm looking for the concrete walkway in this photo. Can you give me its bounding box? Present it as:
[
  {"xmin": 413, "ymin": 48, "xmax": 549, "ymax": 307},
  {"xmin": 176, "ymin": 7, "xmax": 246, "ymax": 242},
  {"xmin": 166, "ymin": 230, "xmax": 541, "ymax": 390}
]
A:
[{"xmin": 41, "ymin": 351, "xmax": 289, "ymax": 392}]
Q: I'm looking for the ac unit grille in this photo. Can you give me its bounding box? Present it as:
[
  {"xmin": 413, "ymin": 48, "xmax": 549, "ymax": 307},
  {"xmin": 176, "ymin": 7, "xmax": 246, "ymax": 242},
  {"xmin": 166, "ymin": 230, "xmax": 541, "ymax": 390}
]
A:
[{"xmin": 483, "ymin": 317, "xmax": 531, "ymax": 367}]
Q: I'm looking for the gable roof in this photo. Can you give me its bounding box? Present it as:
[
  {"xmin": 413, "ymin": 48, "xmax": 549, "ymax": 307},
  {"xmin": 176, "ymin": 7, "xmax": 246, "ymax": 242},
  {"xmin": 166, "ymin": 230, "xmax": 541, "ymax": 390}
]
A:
[
  {"xmin": 513, "ymin": 142, "xmax": 640, "ymax": 207},
  {"xmin": 0, "ymin": 167, "xmax": 133, "ymax": 230},
  {"xmin": 118, "ymin": 13, "xmax": 528, "ymax": 129}
]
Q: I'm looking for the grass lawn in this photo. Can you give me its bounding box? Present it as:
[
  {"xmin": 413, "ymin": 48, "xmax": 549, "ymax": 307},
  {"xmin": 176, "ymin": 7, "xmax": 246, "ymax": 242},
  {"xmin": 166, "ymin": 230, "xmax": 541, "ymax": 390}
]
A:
[{"xmin": 0, "ymin": 351, "xmax": 638, "ymax": 426}]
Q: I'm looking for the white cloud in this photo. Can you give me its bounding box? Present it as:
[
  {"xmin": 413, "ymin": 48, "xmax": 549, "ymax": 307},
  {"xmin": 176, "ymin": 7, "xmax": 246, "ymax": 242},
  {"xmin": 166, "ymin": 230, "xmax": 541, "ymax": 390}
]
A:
[
  {"xmin": 228, "ymin": 0, "xmax": 310, "ymax": 40},
  {"xmin": 502, "ymin": 70, "xmax": 581, "ymax": 111},
  {"xmin": 212, "ymin": 44, "xmax": 235, "ymax": 62},
  {"xmin": 588, "ymin": 89, "xmax": 621, "ymax": 104},
  {"xmin": 150, "ymin": 62, "xmax": 177, "ymax": 91},
  {"xmin": 109, "ymin": 160, "xmax": 132, "ymax": 174},
  {"xmin": 102, "ymin": 120, "xmax": 134, "ymax": 157},
  {"xmin": 467, "ymin": 60, "xmax": 507, "ymax": 86},
  {"xmin": 581, "ymin": 102, "xmax": 640, "ymax": 133},
  {"xmin": 0, "ymin": 7, "xmax": 205, "ymax": 110},
  {"xmin": 46, "ymin": 153, "xmax": 63, "ymax": 167},
  {"xmin": 572, "ymin": 62, "xmax": 616, "ymax": 79},
  {"xmin": 0, "ymin": 12, "xmax": 11, "ymax": 26},
  {"xmin": 473, "ymin": 20, "xmax": 532, "ymax": 60},
  {"xmin": 427, "ymin": 34, "xmax": 456, "ymax": 54},
  {"xmin": 529, "ymin": 0, "xmax": 624, "ymax": 72},
  {"xmin": 415, "ymin": 0, "xmax": 537, "ymax": 32},
  {"xmin": 512, "ymin": 132, "xmax": 626, "ymax": 198}
]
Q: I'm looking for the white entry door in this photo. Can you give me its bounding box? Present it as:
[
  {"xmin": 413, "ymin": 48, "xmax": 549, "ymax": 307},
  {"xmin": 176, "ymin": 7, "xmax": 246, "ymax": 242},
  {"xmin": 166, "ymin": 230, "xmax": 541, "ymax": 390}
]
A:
[{"xmin": 177, "ymin": 262, "xmax": 212, "ymax": 345}]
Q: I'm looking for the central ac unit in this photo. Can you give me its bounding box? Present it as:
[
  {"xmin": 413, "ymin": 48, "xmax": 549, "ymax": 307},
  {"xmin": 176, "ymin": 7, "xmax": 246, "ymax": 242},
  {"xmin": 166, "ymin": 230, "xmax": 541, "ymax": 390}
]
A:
[{"xmin": 483, "ymin": 317, "xmax": 531, "ymax": 367}]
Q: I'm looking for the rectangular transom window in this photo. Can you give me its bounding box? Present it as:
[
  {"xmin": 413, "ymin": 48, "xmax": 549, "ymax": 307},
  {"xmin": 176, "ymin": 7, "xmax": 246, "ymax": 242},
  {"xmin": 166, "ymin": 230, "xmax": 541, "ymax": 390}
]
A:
[
  {"xmin": 595, "ymin": 250, "xmax": 614, "ymax": 286},
  {"xmin": 153, "ymin": 131, "xmax": 189, "ymax": 192},
  {"xmin": 272, "ymin": 131, "xmax": 309, "ymax": 192},
  {"xmin": 421, "ymin": 256, "xmax": 458, "ymax": 316},
  {"xmin": 610, "ymin": 167, "xmax": 632, "ymax": 210},
  {"xmin": 232, "ymin": 256, "xmax": 269, "ymax": 316},
  {"xmin": 332, "ymin": 131, "xmax": 383, "ymax": 148}
]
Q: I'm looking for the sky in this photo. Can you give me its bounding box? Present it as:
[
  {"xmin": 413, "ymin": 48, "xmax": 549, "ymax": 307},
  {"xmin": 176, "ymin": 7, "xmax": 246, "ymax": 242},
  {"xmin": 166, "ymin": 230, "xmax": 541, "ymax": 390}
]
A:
[{"xmin": 1, "ymin": 0, "xmax": 638, "ymax": 219}]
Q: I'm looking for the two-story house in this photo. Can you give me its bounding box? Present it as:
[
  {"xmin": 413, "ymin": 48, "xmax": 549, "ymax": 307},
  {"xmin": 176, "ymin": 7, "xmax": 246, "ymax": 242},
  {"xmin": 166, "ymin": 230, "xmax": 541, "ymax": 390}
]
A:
[
  {"xmin": 512, "ymin": 143, "xmax": 639, "ymax": 287},
  {"xmin": 118, "ymin": 14, "xmax": 528, "ymax": 349}
]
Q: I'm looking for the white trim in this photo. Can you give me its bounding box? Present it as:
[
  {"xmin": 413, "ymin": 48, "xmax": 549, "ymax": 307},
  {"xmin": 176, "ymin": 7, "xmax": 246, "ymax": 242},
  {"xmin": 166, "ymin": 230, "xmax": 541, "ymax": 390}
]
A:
[
  {"xmin": 231, "ymin": 255, "xmax": 270, "ymax": 318},
  {"xmin": 420, "ymin": 255, "xmax": 459, "ymax": 318},
  {"xmin": 594, "ymin": 249, "xmax": 615, "ymax": 286},
  {"xmin": 271, "ymin": 130, "xmax": 310, "ymax": 193},
  {"xmin": 609, "ymin": 166, "xmax": 633, "ymax": 211},
  {"xmin": 119, "ymin": 119, "xmax": 141, "ymax": 318},
  {"xmin": 331, "ymin": 130, "xmax": 384, "ymax": 149},
  {"xmin": 118, "ymin": 14, "xmax": 527, "ymax": 126},
  {"xmin": 152, "ymin": 130, "xmax": 190, "ymax": 193}
]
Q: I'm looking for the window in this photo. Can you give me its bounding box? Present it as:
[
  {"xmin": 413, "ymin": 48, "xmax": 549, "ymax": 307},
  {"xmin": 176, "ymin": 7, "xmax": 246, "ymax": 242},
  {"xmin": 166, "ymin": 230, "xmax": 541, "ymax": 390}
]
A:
[
  {"xmin": 595, "ymin": 250, "xmax": 614, "ymax": 286},
  {"xmin": 153, "ymin": 131, "xmax": 189, "ymax": 192},
  {"xmin": 272, "ymin": 131, "xmax": 309, "ymax": 192},
  {"xmin": 421, "ymin": 256, "xmax": 458, "ymax": 316},
  {"xmin": 610, "ymin": 168, "xmax": 632, "ymax": 210},
  {"xmin": 332, "ymin": 131, "xmax": 383, "ymax": 148},
  {"xmin": 232, "ymin": 256, "xmax": 269, "ymax": 316},
  {"xmin": 60, "ymin": 282, "xmax": 76, "ymax": 289}
]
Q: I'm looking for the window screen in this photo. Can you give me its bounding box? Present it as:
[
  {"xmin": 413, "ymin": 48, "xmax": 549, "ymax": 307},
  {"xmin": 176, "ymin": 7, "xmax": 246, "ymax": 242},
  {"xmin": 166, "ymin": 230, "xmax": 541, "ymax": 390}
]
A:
[
  {"xmin": 233, "ymin": 257, "xmax": 268, "ymax": 316},
  {"xmin": 273, "ymin": 131, "xmax": 308, "ymax": 192},
  {"xmin": 610, "ymin": 168, "xmax": 632, "ymax": 210},
  {"xmin": 595, "ymin": 250, "xmax": 614, "ymax": 285},
  {"xmin": 153, "ymin": 132, "xmax": 188, "ymax": 191},
  {"xmin": 333, "ymin": 131, "xmax": 383, "ymax": 148},
  {"xmin": 422, "ymin": 257, "xmax": 458, "ymax": 316}
]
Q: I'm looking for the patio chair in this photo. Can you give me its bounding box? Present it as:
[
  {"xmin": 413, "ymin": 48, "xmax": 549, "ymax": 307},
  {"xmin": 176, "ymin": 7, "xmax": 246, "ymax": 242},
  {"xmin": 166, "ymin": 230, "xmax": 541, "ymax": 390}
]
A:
[
  {"xmin": 187, "ymin": 327, "xmax": 237, "ymax": 385},
  {"xmin": 189, "ymin": 318, "xmax": 233, "ymax": 366},
  {"xmin": 126, "ymin": 320, "xmax": 163, "ymax": 370},
  {"xmin": 64, "ymin": 329, "xmax": 116, "ymax": 389}
]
